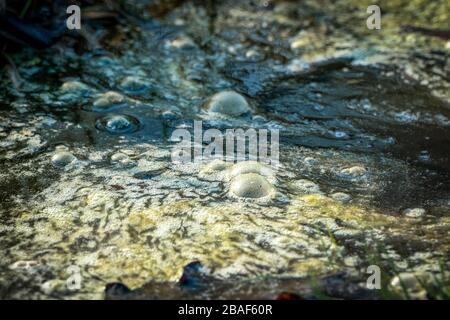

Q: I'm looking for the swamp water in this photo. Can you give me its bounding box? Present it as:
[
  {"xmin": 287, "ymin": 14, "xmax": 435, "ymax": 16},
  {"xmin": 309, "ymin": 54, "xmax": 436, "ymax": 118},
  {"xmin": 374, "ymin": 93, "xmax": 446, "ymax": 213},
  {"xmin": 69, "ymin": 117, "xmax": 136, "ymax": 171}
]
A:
[{"xmin": 0, "ymin": 0, "xmax": 449, "ymax": 299}]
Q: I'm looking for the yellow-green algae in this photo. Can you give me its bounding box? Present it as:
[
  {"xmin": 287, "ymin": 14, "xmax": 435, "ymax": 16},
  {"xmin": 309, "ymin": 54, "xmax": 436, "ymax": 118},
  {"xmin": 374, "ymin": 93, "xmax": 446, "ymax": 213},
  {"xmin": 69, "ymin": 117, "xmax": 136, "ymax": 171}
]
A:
[{"xmin": 4, "ymin": 187, "xmax": 448, "ymax": 299}]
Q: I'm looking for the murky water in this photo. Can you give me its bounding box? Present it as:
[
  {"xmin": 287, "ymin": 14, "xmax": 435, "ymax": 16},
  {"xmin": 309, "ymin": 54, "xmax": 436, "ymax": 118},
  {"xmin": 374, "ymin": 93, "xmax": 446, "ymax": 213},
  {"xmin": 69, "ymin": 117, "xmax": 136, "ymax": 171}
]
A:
[{"xmin": 0, "ymin": 0, "xmax": 449, "ymax": 299}]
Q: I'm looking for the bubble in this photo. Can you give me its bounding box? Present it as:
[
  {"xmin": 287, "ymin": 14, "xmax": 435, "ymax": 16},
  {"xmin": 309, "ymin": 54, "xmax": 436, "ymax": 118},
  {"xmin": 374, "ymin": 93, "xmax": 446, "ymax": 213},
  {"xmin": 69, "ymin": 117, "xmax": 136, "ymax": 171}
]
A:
[
  {"xmin": 206, "ymin": 159, "xmax": 230, "ymax": 171},
  {"xmin": 206, "ymin": 91, "xmax": 250, "ymax": 117},
  {"xmin": 161, "ymin": 110, "xmax": 178, "ymax": 120},
  {"xmin": 339, "ymin": 166, "xmax": 367, "ymax": 180},
  {"xmin": 110, "ymin": 152, "xmax": 136, "ymax": 167},
  {"xmin": 332, "ymin": 131, "xmax": 348, "ymax": 139},
  {"xmin": 403, "ymin": 208, "xmax": 426, "ymax": 218},
  {"xmin": 226, "ymin": 161, "xmax": 274, "ymax": 181},
  {"xmin": 55, "ymin": 144, "xmax": 70, "ymax": 152},
  {"xmin": 119, "ymin": 76, "xmax": 154, "ymax": 95},
  {"xmin": 303, "ymin": 157, "xmax": 318, "ymax": 165},
  {"xmin": 60, "ymin": 81, "xmax": 91, "ymax": 94},
  {"xmin": 9, "ymin": 260, "xmax": 39, "ymax": 272},
  {"xmin": 111, "ymin": 152, "xmax": 128, "ymax": 162},
  {"xmin": 51, "ymin": 151, "xmax": 77, "ymax": 167},
  {"xmin": 199, "ymin": 159, "xmax": 231, "ymax": 180},
  {"xmin": 167, "ymin": 36, "xmax": 196, "ymax": 50},
  {"xmin": 95, "ymin": 114, "xmax": 140, "ymax": 134},
  {"xmin": 252, "ymin": 115, "xmax": 266, "ymax": 122},
  {"xmin": 331, "ymin": 192, "xmax": 352, "ymax": 203},
  {"xmin": 230, "ymin": 173, "xmax": 274, "ymax": 199},
  {"xmin": 90, "ymin": 91, "xmax": 126, "ymax": 112},
  {"xmin": 290, "ymin": 179, "xmax": 321, "ymax": 194}
]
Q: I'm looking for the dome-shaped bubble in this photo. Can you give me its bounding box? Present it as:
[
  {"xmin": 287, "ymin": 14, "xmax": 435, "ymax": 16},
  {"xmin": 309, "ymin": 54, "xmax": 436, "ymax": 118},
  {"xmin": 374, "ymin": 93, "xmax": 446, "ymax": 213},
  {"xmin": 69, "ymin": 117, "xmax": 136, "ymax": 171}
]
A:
[
  {"xmin": 230, "ymin": 173, "xmax": 274, "ymax": 199},
  {"xmin": 119, "ymin": 76, "xmax": 154, "ymax": 95},
  {"xmin": 95, "ymin": 114, "xmax": 140, "ymax": 134},
  {"xmin": 51, "ymin": 151, "xmax": 76, "ymax": 167},
  {"xmin": 206, "ymin": 91, "xmax": 250, "ymax": 117},
  {"xmin": 88, "ymin": 91, "xmax": 126, "ymax": 112}
]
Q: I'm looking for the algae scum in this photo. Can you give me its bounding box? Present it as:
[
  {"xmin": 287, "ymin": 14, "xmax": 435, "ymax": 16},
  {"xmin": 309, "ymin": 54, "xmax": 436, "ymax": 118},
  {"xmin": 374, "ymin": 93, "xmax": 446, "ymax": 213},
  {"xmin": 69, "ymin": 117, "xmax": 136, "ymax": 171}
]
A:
[{"xmin": 0, "ymin": 0, "xmax": 449, "ymax": 299}]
